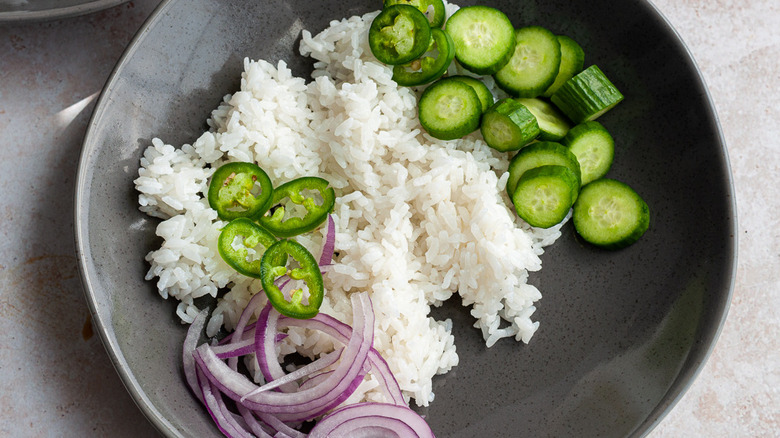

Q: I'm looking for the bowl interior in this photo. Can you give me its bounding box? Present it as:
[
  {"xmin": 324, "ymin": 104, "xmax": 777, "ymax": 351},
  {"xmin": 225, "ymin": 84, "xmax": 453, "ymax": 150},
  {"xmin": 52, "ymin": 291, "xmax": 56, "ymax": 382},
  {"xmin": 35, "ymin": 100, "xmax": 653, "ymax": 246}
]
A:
[{"xmin": 76, "ymin": 0, "xmax": 735, "ymax": 436}]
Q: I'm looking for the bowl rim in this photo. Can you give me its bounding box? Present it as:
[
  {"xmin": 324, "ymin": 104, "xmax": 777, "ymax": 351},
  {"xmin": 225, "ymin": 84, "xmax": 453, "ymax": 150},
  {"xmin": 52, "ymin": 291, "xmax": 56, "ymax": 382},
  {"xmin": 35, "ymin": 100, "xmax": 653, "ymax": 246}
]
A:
[{"xmin": 74, "ymin": 0, "xmax": 738, "ymax": 436}]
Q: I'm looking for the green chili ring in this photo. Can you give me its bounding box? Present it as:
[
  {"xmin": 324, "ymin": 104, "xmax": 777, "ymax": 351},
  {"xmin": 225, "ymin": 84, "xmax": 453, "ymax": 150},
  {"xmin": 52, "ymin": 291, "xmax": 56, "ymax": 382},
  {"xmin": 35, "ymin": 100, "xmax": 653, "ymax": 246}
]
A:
[
  {"xmin": 392, "ymin": 28, "xmax": 455, "ymax": 86},
  {"xmin": 369, "ymin": 4, "xmax": 432, "ymax": 65},
  {"xmin": 258, "ymin": 176, "xmax": 336, "ymax": 238},
  {"xmin": 260, "ymin": 239, "xmax": 324, "ymax": 319},
  {"xmin": 208, "ymin": 162, "xmax": 274, "ymax": 221},
  {"xmin": 383, "ymin": 0, "xmax": 446, "ymax": 28},
  {"xmin": 217, "ymin": 218, "xmax": 278, "ymax": 278}
]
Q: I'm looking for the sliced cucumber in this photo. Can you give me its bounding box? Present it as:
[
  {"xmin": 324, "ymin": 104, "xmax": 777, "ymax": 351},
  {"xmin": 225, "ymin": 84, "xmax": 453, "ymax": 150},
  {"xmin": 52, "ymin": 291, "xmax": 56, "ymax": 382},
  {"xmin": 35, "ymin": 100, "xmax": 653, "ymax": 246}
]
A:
[
  {"xmin": 512, "ymin": 165, "xmax": 578, "ymax": 228},
  {"xmin": 542, "ymin": 35, "xmax": 585, "ymax": 98},
  {"xmin": 573, "ymin": 178, "xmax": 649, "ymax": 249},
  {"xmin": 494, "ymin": 26, "xmax": 561, "ymax": 98},
  {"xmin": 418, "ymin": 77, "xmax": 482, "ymax": 140},
  {"xmin": 515, "ymin": 97, "xmax": 571, "ymax": 141},
  {"xmin": 506, "ymin": 141, "xmax": 581, "ymax": 200},
  {"xmin": 551, "ymin": 65, "xmax": 624, "ymax": 123},
  {"xmin": 444, "ymin": 5, "xmax": 517, "ymax": 75},
  {"xmin": 480, "ymin": 98, "xmax": 540, "ymax": 152},
  {"xmin": 449, "ymin": 75, "xmax": 494, "ymax": 113},
  {"xmin": 562, "ymin": 121, "xmax": 615, "ymax": 185}
]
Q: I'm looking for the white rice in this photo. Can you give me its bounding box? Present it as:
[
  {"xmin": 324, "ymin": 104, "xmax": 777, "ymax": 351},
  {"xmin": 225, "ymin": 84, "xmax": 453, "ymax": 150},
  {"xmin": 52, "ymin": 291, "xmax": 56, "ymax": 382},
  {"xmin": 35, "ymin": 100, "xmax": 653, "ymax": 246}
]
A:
[{"xmin": 134, "ymin": 3, "xmax": 566, "ymax": 407}]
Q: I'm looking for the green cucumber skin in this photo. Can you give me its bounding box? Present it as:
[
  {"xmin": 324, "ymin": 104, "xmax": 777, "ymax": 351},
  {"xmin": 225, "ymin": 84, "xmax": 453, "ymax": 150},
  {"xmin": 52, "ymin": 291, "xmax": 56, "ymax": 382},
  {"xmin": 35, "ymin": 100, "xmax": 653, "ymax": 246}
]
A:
[
  {"xmin": 481, "ymin": 98, "xmax": 540, "ymax": 152},
  {"xmin": 449, "ymin": 75, "xmax": 494, "ymax": 113},
  {"xmin": 572, "ymin": 178, "xmax": 650, "ymax": 249},
  {"xmin": 512, "ymin": 164, "xmax": 578, "ymax": 228},
  {"xmin": 494, "ymin": 26, "xmax": 562, "ymax": 98},
  {"xmin": 445, "ymin": 6, "xmax": 517, "ymax": 75},
  {"xmin": 506, "ymin": 141, "xmax": 581, "ymax": 199},
  {"xmin": 562, "ymin": 121, "xmax": 615, "ymax": 185},
  {"xmin": 542, "ymin": 35, "xmax": 585, "ymax": 98},
  {"xmin": 418, "ymin": 78, "xmax": 482, "ymax": 140},
  {"xmin": 551, "ymin": 65, "xmax": 624, "ymax": 124},
  {"xmin": 515, "ymin": 97, "xmax": 572, "ymax": 141}
]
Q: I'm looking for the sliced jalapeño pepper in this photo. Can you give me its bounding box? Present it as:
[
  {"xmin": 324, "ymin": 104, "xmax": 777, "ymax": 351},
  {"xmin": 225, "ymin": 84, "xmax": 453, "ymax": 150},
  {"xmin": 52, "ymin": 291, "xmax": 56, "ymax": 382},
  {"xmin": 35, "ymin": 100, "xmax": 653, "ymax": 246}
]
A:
[
  {"xmin": 383, "ymin": 0, "xmax": 445, "ymax": 28},
  {"xmin": 217, "ymin": 218, "xmax": 278, "ymax": 278},
  {"xmin": 369, "ymin": 4, "xmax": 432, "ymax": 65},
  {"xmin": 260, "ymin": 239, "xmax": 324, "ymax": 319},
  {"xmin": 258, "ymin": 176, "xmax": 335, "ymax": 238},
  {"xmin": 392, "ymin": 28, "xmax": 454, "ymax": 86},
  {"xmin": 208, "ymin": 162, "xmax": 274, "ymax": 221}
]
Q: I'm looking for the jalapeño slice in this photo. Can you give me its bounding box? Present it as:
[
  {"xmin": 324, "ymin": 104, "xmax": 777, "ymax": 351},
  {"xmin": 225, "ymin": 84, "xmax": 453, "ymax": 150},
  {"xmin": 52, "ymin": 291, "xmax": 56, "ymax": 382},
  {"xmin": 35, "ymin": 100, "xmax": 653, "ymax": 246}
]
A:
[
  {"xmin": 208, "ymin": 162, "xmax": 273, "ymax": 221},
  {"xmin": 260, "ymin": 239, "xmax": 324, "ymax": 319},
  {"xmin": 258, "ymin": 176, "xmax": 336, "ymax": 238},
  {"xmin": 217, "ymin": 218, "xmax": 278, "ymax": 278},
  {"xmin": 369, "ymin": 4, "xmax": 432, "ymax": 65},
  {"xmin": 392, "ymin": 28, "xmax": 455, "ymax": 86}
]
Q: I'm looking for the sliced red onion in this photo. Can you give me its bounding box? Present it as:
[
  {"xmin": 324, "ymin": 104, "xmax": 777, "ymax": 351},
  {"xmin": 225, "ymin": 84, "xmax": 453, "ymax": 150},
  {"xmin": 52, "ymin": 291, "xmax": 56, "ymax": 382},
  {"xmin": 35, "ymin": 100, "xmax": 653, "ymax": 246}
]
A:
[
  {"xmin": 240, "ymin": 348, "xmax": 342, "ymax": 402},
  {"xmin": 298, "ymin": 370, "xmax": 334, "ymax": 391},
  {"xmin": 318, "ymin": 214, "xmax": 336, "ymax": 266},
  {"xmin": 228, "ymin": 289, "xmax": 267, "ymax": 370},
  {"xmin": 278, "ymin": 313, "xmax": 405, "ymax": 406},
  {"xmin": 237, "ymin": 404, "xmax": 275, "ymax": 438},
  {"xmin": 193, "ymin": 292, "xmax": 374, "ymax": 422},
  {"xmin": 196, "ymin": 368, "xmax": 256, "ymax": 438},
  {"xmin": 185, "ymin": 285, "xmax": 427, "ymax": 437},
  {"xmin": 213, "ymin": 336, "xmax": 256, "ymax": 360},
  {"xmin": 184, "ymin": 309, "xmax": 209, "ymax": 404},
  {"xmin": 308, "ymin": 402, "xmax": 435, "ymax": 438},
  {"xmin": 254, "ymin": 302, "xmax": 295, "ymax": 391}
]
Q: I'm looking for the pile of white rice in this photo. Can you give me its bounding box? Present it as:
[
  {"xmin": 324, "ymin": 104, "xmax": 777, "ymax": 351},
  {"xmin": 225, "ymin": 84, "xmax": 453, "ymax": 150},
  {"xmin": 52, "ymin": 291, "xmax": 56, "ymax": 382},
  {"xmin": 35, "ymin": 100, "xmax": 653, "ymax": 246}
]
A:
[{"xmin": 134, "ymin": 3, "xmax": 565, "ymax": 407}]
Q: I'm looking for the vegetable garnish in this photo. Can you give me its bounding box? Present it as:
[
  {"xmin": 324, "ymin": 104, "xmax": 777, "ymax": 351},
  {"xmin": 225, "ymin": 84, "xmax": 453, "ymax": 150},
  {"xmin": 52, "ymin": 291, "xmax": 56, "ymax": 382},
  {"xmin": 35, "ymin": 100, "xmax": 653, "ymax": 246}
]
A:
[
  {"xmin": 368, "ymin": 2, "xmax": 646, "ymax": 245},
  {"xmin": 309, "ymin": 402, "xmax": 435, "ymax": 437},
  {"xmin": 259, "ymin": 239, "xmax": 324, "ymax": 320},
  {"xmin": 183, "ymin": 292, "xmax": 431, "ymax": 436},
  {"xmin": 392, "ymin": 27, "xmax": 455, "ymax": 86},
  {"xmin": 208, "ymin": 162, "xmax": 274, "ymax": 221},
  {"xmin": 258, "ymin": 176, "xmax": 335, "ymax": 238},
  {"xmin": 369, "ymin": 4, "xmax": 432, "ymax": 65},
  {"xmin": 442, "ymin": 5, "xmax": 516, "ymax": 75},
  {"xmin": 217, "ymin": 218, "xmax": 278, "ymax": 278},
  {"xmin": 384, "ymin": 0, "xmax": 445, "ymax": 29}
]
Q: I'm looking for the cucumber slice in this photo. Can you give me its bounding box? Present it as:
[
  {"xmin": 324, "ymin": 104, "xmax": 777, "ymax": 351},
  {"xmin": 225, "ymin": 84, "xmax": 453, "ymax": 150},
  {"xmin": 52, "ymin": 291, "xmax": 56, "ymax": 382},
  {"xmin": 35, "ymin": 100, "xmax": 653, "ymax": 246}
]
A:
[
  {"xmin": 494, "ymin": 26, "xmax": 561, "ymax": 98},
  {"xmin": 506, "ymin": 141, "xmax": 581, "ymax": 200},
  {"xmin": 515, "ymin": 97, "xmax": 572, "ymax": 141},
  {"xmin": 573, "ymin": 178, "xmax": 649, "ymax": 249},
  {"xmin": 512, "ymin": 165, "xmax": 578, "ymax": 228},
  {"xmin": 444, "ymin": 6, "xmax": 516, "ymax": 75},
  {"xmin": 449, "ymin": 75, "xmax": 494, "ymax": 113},
  {"xmin": 480, "ymin": 98, "xmax": 540, "ymax": 152},
  {"xmin": 542, "ymin": 35, "xmax": 585, "ymax": 98},
  {"xmin": 562, "ymin": 121, "xmax": 615, "ymax": 185},
  {"xmin": 418, "ymin": 77, "xmax": 482, "ymax": 140},
  {"xmin": 551, "ymin": 65, "xmax": 624, "ymax": 123}
]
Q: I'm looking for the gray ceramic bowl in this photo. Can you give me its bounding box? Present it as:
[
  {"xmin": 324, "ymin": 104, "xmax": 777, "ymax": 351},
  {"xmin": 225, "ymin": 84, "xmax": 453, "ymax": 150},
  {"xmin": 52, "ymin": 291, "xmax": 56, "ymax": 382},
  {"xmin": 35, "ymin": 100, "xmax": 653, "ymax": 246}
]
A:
[
  {"xmin": 0, "ymin": 0, "xmax": 126, "ymax": 22},
  {"xmin": 75, "ymin": 0, "xmax": 736, "ymax": 436}
]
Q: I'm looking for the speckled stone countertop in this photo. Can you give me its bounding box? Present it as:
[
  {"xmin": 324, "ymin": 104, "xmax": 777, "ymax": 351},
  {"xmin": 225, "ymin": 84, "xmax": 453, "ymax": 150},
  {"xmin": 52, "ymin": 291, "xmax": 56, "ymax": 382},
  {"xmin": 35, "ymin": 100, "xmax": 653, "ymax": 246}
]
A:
[{"xmin": 0, "ymin": 0, "xmax": 776, "ymax": 436}]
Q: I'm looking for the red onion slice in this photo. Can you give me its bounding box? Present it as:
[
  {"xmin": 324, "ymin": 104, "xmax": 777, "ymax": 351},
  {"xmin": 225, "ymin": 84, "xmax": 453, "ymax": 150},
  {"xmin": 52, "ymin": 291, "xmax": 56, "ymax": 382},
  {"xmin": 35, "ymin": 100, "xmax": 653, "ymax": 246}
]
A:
[
  {"xmin": 308, "ymin": 402, "xmax": 435, "ymax": 438},
  {"xmin": 193, "ymin": 292, "xmax": 374, "ymax": 422},
  {"xmin": 196, "ymin": 368, "xmax": 256, "ymax": 438},
  {"xmin": 278, "ymin": 313, "xmax": 405, "ymax": 406},
  {"xmin": 254, "ymin": 302, "xmax": 296, "ymax": 392},
  {"xmin": 237, "ymin": 404, "xmax": 275, "ymax": 438},
  {"xmin": 184, "ymin": 309, "xmax": 209, "ymax": 404},
  {"xmin": 240, "ymin": 348, "xmax": 342, "ymax": 401},
  {"xmin": 318, "ymin": 214, "xmax": 336, "ymax": 266}
]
